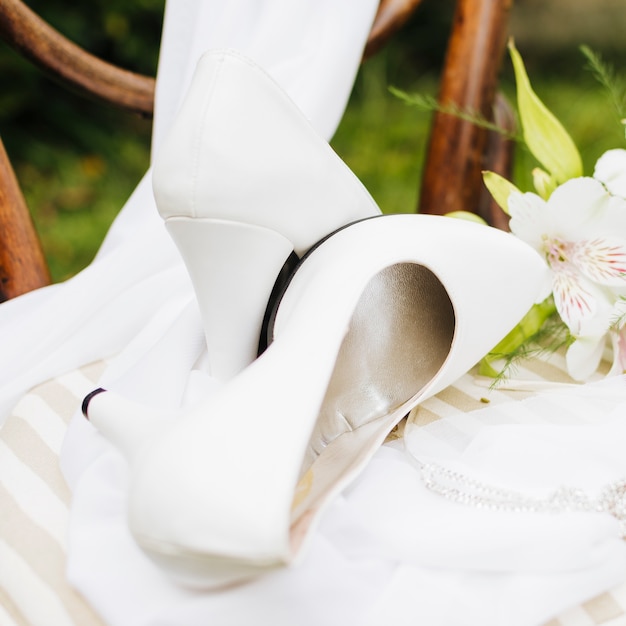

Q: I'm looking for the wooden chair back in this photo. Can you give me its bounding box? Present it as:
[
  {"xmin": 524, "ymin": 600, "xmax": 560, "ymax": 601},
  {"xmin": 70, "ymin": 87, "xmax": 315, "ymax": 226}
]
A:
[{"xmin": 0, "ymin": 0, "xmax": 511, "ymax": 302}]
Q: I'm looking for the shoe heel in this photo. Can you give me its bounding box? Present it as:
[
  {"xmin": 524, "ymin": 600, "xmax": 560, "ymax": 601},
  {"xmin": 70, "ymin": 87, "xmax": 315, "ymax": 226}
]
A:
[
  {"xmin": 165, "ymin": 217, "xmax": 294, "ymax": 380},
  {"xmin": 152, "ymin": 50, "xmax": 381, "ymax": 257}
]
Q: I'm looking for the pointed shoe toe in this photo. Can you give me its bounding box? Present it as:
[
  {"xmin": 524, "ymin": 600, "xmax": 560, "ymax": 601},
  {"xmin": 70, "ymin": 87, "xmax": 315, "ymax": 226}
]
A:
[{"xmin": 85, "ymin": 214, "xmax": 548, "ymax": 588}]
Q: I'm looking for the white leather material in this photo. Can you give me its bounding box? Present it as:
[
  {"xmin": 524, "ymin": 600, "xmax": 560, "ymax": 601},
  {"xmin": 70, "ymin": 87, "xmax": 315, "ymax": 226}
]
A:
[
  {"xmin": 273, "ymin": 215, "xmax": 545, "ymax": 401},
  {"xmin": 87, "ymin": 214, "xmax": 550, "ymax": 589},
  {"xmin": 166, "ymin": 218, "xmax": 294, "ymax": 379},
  {"xmin": 152, "ymin": 50, "xmax": 382, "ymax": 256}
]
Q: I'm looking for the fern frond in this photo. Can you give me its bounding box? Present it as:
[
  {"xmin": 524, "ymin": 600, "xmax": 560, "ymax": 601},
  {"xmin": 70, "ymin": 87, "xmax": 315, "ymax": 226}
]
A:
[
  {"xmin": 580, "ymin": 45, "xmax": 626, "ymax": 124},
  {"xmin": 483, "ymin": 313, "xmax": 570, "ymax": 389},
  {"xmin": 389, "ymin": 87, "xmax": 521, "ymax": 141}
]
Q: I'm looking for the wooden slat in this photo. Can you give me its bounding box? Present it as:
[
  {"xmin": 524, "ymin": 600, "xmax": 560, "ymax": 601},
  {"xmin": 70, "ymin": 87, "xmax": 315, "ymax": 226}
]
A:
[
  {"xmin": 418, "ymin": 0, "xmax": 512, "ymax": 227},
  {"xmin": 0, "ymin": 0, "xmax": 155, "ymax": 117},
  {"xmin": 0, "ymin": 137, "xmax": 50, "ymax": 302},
  {"xmin": 0, "ymin": 0, "xmax": 479, "ymax": 301},
  {"xmin": 0, "ymin": 0, "xmax": 423, "ymax": 116},
  {"xmin": 364, "ymin": 0, "xmax": 424, "ymax": 60},
  {"xmin": 478, "ymin": 92, "xmax": 514, "ymax": 230}
]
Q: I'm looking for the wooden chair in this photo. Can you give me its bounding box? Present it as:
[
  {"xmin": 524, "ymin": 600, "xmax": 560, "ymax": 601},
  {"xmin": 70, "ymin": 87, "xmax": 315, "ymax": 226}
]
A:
[
  {"xmin": 13, "ymin": 8, "xmax": 606, "ymax": 626},
  {"xmin": 0, "ymin": 0, "xmax": 511, "ymax": 303}
]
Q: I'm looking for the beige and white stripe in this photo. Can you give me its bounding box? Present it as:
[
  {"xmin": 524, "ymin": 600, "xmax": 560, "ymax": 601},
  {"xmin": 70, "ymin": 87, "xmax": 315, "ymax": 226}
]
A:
[
  {"xmin": 1, "ymin": 356, "xmax": 625, "ymax": 626},
  {"xmin": 1, "ymin": 363, "xmax": 106, "ymax": 626}
]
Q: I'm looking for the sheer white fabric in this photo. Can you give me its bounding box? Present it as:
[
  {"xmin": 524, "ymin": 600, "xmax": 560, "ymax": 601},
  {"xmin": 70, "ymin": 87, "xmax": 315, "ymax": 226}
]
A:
[
  {"xmin": 0, "ymin": 0, "xmax": 380, "ymax": 424},
  {"xmin": 3, "ymin": 1, "xmax": 626, "ymax": 625},
  {"xmin": 65, "ymin": 378, "xmax": 626, "ymax": 626}
]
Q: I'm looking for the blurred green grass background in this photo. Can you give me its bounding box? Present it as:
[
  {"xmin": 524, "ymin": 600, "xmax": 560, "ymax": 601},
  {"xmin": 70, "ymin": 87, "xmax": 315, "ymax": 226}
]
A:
[{"xmin": 1, "ymin": 0, "xmax": 625, "ymax": 282}]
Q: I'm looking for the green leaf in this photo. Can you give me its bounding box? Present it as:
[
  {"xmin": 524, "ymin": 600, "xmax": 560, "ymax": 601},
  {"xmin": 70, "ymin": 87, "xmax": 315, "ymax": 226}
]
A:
[
  {"xmin": 478, "ymin": 297, "xmax": 559, "ymax": 379},
  {"xmin": 444, "ymin": 211, "xmax": 488, "ymax": 225},
  {"xmin": 482, "ymin": 170, "xmax": 522, "ymax": 215},
  {"xmin": 509, "ymin": 40, "xmax": 583, "ymax": 183},
  {"xmin": 580, "ymin": 45, "xmax": 626, "ymax": 126}
]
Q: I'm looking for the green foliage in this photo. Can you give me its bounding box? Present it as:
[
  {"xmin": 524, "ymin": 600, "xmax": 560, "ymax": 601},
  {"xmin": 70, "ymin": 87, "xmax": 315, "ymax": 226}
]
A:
[
  {"xmin": 509, "ymin": 41, "xmax": 583, "ymax": 184},
  {"xmin": 0, "ymin": 0, "xmax": 164, "ymax": 281},
  {"xmin": 481, "ymin": 171, "xmax": 520, "ymax": 215},
  {"xmin": 389, "ymin": 87, "xmax": 519, "ymax": 140},
  {"xmin": 24, "ymin": 0, "xmax": 164, "ymax": 74},
  {"xmin": 331, "ymin": 55, "xmax": 436, "ymax": 216},
  {"xmin": 509, "ymin": 77, "xmax": 626, "ymax": 192},
  {"xmin": 2, "ymin": 1, "xmax": 626, "ymax": 282},
  {"xmin": 335, "ymin": 47, "xmax": 626, "ymax": 220},
  {"xmin": 478, "ymin": 298, "xmax": 568, "ymax": 382},
  {"xmin": 580, "ymin": 45, "xmax": 626, "ymax": 127}
]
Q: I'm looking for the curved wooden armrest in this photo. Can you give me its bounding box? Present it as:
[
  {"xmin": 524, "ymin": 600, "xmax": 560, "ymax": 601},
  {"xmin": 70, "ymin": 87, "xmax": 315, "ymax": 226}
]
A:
[
  {"xmin": 0, "ymin": 0, "xmax": 422, "ymax": 118},
  {"xmin": 0, "ymin": 0, "xmax": 426, "ymax": 299},
  {"xmin": 0, "ymin": 0, "xmax": 155, "ymax": 116},
  {"xmin": 0, "ymin": 137, "xmax": 50, "ymax": 301},
  {"xmin": 364, "ymin": 0, "xmax": 424, "ymax": 60},
  {"xmin": 418, "ymin": 0, "xmax": 512, "ymax": 228}
]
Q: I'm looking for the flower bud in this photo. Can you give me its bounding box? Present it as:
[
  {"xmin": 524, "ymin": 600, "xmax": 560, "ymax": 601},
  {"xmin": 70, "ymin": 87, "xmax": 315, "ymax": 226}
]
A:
[
  {"xmin": 509, "ymin": 40, "xmax": 583, "ymax": 184},
  {"xmin": 532, "ymin": 167, "xmax": 557, "ymax": 199}
]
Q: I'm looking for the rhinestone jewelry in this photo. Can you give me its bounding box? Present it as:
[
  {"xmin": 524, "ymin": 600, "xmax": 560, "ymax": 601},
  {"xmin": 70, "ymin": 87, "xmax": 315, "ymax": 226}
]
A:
[{"xmin": 417, "ymin": 460, "xmax": 626, "ymax": 538}]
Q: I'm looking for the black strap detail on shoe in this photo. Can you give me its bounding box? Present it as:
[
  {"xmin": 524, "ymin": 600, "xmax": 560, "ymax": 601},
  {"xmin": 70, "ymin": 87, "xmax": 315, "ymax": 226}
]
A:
[
  {"xmin": 81, "ymin": 387, "xmax": 107, "ymax": 419},
  {"xmin": 257, "ymin": 215, "xmax": 385, "ymax": 355},
  {"xmin": 257, "ymin": 250, "xmax": 300, "ymax": 355}
]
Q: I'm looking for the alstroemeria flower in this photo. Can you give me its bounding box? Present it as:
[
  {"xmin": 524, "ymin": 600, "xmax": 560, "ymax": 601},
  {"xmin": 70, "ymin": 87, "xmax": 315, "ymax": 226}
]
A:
[
  {"xmin": 508, "ymin": 177, "xmax": 626, "ymax": 379},
  {"xmin": 564, "ymin": 293, "xmax": 626, "ymax": 380},
  {"xmin": 607, "ymin": 297, "xmax": 626, "ymax": 376},
  {"xmin": 594, "ymin": 149, "xmax": 626, "ymax": 199}
]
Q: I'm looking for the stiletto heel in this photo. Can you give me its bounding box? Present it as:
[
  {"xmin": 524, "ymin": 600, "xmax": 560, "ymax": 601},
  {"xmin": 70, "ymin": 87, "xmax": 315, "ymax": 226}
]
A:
[
  {"xmin": 84, "ymin": 214, "xmax": 549, "ymax": 589},
  {"xmin": 152, "ymin": 50, "xmax": 381, "ymax": 377},
  {"xmin": 165, "ymin": 217, "xmax": 294, "ymax": 379}
]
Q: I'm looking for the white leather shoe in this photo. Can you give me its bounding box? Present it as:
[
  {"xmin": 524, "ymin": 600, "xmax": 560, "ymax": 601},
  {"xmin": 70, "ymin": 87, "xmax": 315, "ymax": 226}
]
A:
[
  {"xmin": 84, "ymin": 214, "xmax": 549, "ymax": 589},
  {"xmin": 152, "ymin": 49, "xmax": 381, "ymax": 379}
]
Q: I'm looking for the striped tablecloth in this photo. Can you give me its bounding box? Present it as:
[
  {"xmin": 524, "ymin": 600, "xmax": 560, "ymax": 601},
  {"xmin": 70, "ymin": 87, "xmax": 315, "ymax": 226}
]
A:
[{"xmin": 2, "ymin": 355, "xmax": 626, "ymax": 626}]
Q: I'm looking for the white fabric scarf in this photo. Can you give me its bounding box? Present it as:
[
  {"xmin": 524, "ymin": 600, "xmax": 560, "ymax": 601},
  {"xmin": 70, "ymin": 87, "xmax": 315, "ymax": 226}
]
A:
[
  {"xmin": 4, "ymin": 1, "xmax": 626, "ymax": 625},
  {"xmin": 66, "ymin": 379, "xmax": 626, "ymax": 626},
  {"xmin": 0, "ymin": 0, "xmax": 380, "ymax": 424}
]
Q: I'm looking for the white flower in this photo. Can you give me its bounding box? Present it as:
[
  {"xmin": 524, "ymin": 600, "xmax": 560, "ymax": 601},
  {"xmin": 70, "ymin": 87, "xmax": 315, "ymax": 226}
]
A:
[
  {"xmin": 607, "ymin": 297, "xmax": 626, "ymax": 376},
  {"xmin": 508, "ymin": 177, "xmax": 626, "ymax": 380},
  {"xmin": 564, "ymin": 295, "xmax": 626, "ymax": 380},
  {"xmin": 594, "ymin": 149, "xmax": 626, "ymax": 198}
]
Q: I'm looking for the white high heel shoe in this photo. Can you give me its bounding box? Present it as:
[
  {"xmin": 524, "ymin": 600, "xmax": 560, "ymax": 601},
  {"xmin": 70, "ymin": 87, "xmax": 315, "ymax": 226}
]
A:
[
  {"xmin": 84, "ymin": 214, "xmax": 549, "ymax": 589},
  {"xmin": 153, "ymin": 49, "xmax": 381, "ymax": 380}
]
